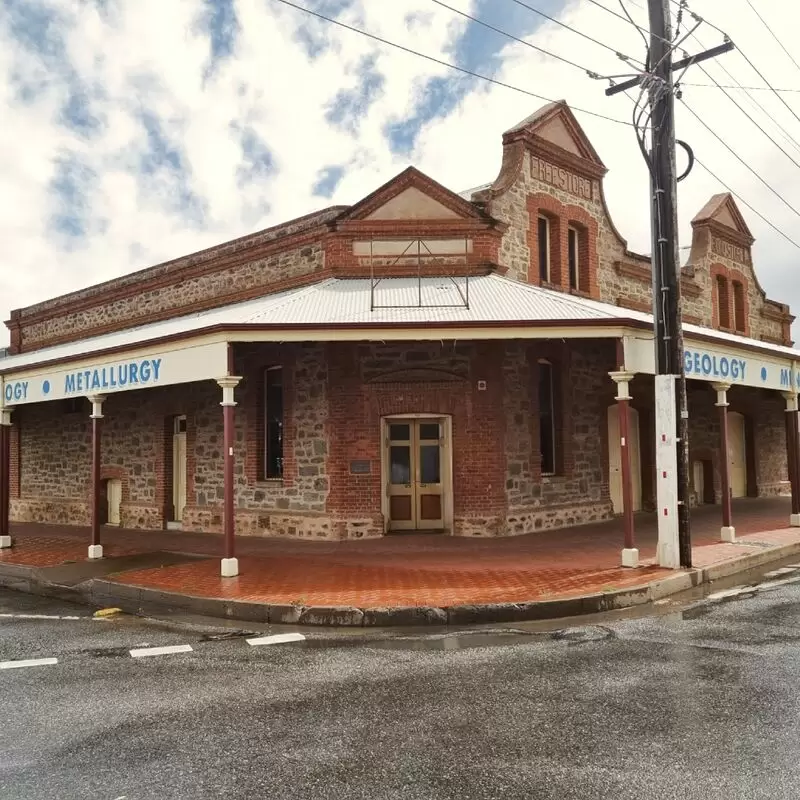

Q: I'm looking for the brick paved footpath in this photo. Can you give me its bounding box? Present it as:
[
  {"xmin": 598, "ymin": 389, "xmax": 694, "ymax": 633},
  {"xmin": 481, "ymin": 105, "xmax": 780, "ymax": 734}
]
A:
[{"xmin": 3, "ymin": 498, "xmax": 799, "ymax": 609}]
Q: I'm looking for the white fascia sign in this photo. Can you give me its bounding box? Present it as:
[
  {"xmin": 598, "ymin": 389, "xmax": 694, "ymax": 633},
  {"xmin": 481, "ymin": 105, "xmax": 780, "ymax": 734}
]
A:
[
  {"xmin": 1, "ymin": 340, "xmax": 229, "ymax": 406},
  {"xmin": 624, "ymin": 335, "xmax": 799, "ymax": 392}
]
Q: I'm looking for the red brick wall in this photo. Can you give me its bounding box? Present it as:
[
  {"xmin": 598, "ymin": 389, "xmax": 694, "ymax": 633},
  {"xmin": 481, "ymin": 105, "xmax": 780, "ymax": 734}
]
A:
[
  {"xmin": 526, "ymin": 194, "xmax": 598, "ymax": 297},
  {"xmin": 325, "ymin": 340, "xmax": 507, "ymax": 537}
]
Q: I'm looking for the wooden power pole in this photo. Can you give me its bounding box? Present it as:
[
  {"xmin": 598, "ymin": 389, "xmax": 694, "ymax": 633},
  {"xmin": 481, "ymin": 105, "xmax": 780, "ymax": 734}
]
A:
[{"xmin": 607, "ymin": 0, "xmax": 734, "ymax": 568}]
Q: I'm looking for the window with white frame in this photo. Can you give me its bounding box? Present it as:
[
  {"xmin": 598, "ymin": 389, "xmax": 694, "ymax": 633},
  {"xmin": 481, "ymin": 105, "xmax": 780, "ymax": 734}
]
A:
[
  {"xmin": 538, "ymin": 359, "xmax": 557, "ymax": 475},
  {"xmin": 537, "ymin": 215, "xmax": 551, "ymax": 283}
]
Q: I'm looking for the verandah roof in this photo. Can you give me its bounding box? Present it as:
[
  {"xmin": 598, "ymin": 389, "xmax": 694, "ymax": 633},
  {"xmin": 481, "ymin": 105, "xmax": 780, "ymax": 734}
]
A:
[{"xmin": 1, "ymin": 273, "xmax": 798, "ymax": 376}]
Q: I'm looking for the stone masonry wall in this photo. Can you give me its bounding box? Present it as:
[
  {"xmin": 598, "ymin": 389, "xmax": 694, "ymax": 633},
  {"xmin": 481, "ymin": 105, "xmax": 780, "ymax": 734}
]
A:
[
  {"xmin": 483, "ymin": 135, "xmax": 789, "ymax": 340},
  {"xmin": 10, "ymin": 344, "xmax": 333, "ymax": 537},
  {"xmin": 504, "ymin": 338, "xmax": 618, "ymax": 535},
  {"xmin": 9, "ymin": 341, "xmax": 791, "ymax": 539},
  {"xmin": 17, "ymin": 242, "xmax": 324, "ymax": 352}
]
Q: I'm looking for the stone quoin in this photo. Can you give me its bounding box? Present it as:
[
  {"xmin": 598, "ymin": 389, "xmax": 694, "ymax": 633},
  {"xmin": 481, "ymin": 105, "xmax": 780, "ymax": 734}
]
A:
[{"xmin": 1, "ymin": 99, "xmax": 799, "ymax": 559}]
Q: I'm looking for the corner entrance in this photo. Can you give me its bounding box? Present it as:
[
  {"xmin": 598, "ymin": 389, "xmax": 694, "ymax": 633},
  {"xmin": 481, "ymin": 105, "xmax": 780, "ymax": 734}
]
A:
[{"xmin": 383, "ymin": 416, "xmax": 452, "ymax": 533}]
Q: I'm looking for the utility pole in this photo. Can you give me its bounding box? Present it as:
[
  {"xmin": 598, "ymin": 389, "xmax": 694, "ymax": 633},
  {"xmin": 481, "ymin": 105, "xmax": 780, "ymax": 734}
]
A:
[{"xmin": 606, "ymin": 2, "xmax": 734, "ymax": 569}]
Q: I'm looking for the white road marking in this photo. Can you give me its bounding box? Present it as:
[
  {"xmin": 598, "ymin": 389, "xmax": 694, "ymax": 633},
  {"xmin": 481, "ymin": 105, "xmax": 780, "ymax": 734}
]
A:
[
  {"xmin": 763, "ymin": 567, "xmax": 799, "ymax": 578},
  {"xmin": 129, "ymin": 644, "xmax": 193, "ymax": 658},
  {"xmin": 0, "ymin": 657, "xmax": 58, "ymax": 670},
  {"xmin": 246, "ymin": 633, "xmax": 306, "ymax": 647},
  {"xmin": 706, "ymin": 586, "xmax": 749, "ymax": 601}
]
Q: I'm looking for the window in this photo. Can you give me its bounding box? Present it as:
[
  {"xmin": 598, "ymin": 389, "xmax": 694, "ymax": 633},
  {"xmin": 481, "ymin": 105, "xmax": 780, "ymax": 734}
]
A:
[
  {"xmin": 716, "ymin": 275, "xmax": 731, "ymax": 329},
  {"xmin": 537, "ymin": 216, "xmax": 550, "ymax": 283},
  {"xmin": 732, "ymin": 280, "xmax": 746, "ymax": 333},
  {"xmin": 538, "ymin": 359, "xmax": 557, "ymax": 476},
  {"xmin": 62, "ymin": 398, "xmax": 83, "ymax": 415},
  {"xmin": 264, "ymin": 366, "xmax": 284, "ymax": 479},
  {"xmin": 567, "ymin": 226, "xmax": 580, "ymax": 290}
]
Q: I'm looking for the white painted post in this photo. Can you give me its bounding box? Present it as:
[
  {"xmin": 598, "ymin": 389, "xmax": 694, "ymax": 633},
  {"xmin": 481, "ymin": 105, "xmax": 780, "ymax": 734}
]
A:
[
  {"xmin": 655, "ymin": 375, "xmax": 680, "ymax": 568},
  {"xmin": 711, "ymin": 382, "xmax": 735, "ymax": 543},
  {"xmin": 217, "ymin": 376, "xmax": 242, "ymax": 578},
  {"xmin": 87, "ymin": 395, "xmax": 106, "ymax": 560},
  {"xmin": 609, "ymin": 370, "xmax": 638, "ymax": 568}
]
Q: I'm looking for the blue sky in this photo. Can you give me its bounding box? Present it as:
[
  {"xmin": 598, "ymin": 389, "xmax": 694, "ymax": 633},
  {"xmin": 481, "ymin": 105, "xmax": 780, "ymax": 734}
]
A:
[{"xmin": 2, "ymin": 0, "xmax": 800, "ymax": 345}]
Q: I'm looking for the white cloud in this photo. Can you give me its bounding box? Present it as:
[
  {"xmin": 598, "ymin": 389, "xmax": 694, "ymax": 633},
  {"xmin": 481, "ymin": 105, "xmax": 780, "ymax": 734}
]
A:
[{"xmin": 2, "ymin": 0, "xmax": 800, "ymax": 348}]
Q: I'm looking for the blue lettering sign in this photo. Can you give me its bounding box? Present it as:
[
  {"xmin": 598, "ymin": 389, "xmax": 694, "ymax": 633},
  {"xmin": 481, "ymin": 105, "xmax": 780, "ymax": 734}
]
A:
[
  {"xmin": 62, "ymin": 358, "xmax": 165, "ymax": 396},
  {"xmin": 3, "ymin": 381, "xmax": 29, "ymax": 403},
  {"xmin": 684, "ymin": 349, "xmax": 747, "ymax": 382}
]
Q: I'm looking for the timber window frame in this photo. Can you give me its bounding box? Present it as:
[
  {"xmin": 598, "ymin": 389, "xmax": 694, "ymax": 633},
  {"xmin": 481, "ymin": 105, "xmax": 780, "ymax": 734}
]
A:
[
  {"xmin": 567, "ymin": 225, "xmax": 580, "ymax": 291},
  {"xmin": 716, "ymin": 274, "xmax": 731, "ymax": 329},
  {"xmin": 263, "ymin": 365, "xmax": 284, "ymax": 480},
  {"xmin": 538, "ymin": 358, "xmax": 558, "ymax": 476},
  {"xmin": 537, "ymin": 215, "xmax": 551, "ymax": 283},
  {"xmin": 732, "ymin": 279, "xmax": 746, "ymax": 333}
]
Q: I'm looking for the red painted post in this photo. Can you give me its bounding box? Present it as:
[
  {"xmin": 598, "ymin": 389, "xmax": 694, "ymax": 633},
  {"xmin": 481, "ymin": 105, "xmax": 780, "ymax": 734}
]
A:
[
  {"xmin": 786, "ymin": 409, "xmax": 799, "ymax": 515},
  {"xmin": 619, "ymin": 397, "xmax": 635, "ymax": 551},
  {"xmin": 218, "ymin": 376, "xmax": 242, "ymax": 577},
  {"xmin": 783, "ymin": 392, "xmax": 800, "ymax": 526},
  {"xmin": 88, "ymin": 397, "xmax": 105, "ymax": 559},
  {"xmin": 0, "ymin": 420, "xmax": 10, "ymax": 546},
  {"xmin": 713, "ymin": 384, "xmax": 735, "ymax": 542}
]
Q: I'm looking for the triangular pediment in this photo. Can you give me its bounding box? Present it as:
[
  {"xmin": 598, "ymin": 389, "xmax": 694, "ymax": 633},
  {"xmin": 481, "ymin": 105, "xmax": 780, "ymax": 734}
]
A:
[
  {"xmin": 505, "ymin": 100, "xmax": 605, "ymax": 169},
  {"xmin": 340, "ymin": 167, "xmax": 488, "ymax": 222},
  {"xmin": 365, "ymin": 186, "xmax": 460, "ymax": 220},
  {"xmin": 691, "ymin": 193, "xmax": 754, "ymax": 242}
]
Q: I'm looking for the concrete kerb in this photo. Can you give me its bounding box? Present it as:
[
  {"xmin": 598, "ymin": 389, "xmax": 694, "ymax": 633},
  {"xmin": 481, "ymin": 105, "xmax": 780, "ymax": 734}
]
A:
[{"xmin": 2, "ymin": 537, "xmax": 800, "ymax": 626}]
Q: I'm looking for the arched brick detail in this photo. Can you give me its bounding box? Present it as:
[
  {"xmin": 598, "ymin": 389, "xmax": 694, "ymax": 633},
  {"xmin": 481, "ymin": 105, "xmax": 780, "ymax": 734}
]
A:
[{"xmin": 526, "ymin": 194, "xmax": 598, "ymax": 297}]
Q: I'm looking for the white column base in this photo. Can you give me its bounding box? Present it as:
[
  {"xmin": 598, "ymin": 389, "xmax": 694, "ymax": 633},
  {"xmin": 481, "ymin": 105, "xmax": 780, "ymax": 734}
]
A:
[
  {"xmin": 621, "ymin": 548, "xmax": 639, "ymax": 568},
  {"xmin": 87, "ymin": 544, "xmax": 103, "ymax": 560},
  {"xmin": 791, "ymin": 514, "xmax": 800, "ymax": 527},
  {"xmin": 0, "ymin": 535, "xmax": 11, "ymax": 549},
  {"xmin": 221, "ymin": 557, "xmax": 239, "ymax": 578},
  {"xmin": 720, "ymin": 526, "xmax": 736, "ymax": 543}
]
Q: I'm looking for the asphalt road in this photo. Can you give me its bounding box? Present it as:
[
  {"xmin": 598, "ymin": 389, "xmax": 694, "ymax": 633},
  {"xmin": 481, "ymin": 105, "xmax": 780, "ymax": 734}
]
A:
[{"xmin": 3, "ymin": 568, "xmax": 800, "ymax": 800}]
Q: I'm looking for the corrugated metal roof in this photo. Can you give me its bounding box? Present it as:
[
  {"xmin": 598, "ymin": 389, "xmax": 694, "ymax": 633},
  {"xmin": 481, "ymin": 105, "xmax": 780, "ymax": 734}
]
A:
[
  {"xmin": 457, "ymin": 182, "xmax": 492, "ymax": 201},
  {"xmin": 2, "ymin": 274, "xmax": 798, "ymax": 372}
]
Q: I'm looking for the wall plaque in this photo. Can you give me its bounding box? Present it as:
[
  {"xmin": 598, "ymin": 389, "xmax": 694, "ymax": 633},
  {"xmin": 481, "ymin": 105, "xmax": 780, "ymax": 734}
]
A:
[{"xmin": 350, "ymin": 460, "xmax": 371, "ymax": 475}]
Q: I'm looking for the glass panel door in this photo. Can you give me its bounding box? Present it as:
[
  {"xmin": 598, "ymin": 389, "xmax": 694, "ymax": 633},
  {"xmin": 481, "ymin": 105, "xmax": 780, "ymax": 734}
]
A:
[{"xmin": 386, "ymin": 419, "xmax": 446, "ymax": 532}]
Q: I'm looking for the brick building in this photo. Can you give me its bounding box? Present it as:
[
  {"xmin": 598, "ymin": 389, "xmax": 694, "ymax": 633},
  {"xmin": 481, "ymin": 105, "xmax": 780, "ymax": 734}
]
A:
[{"xmin": 2, "ymin": 100, "xmax": 800, "ymax": 575}]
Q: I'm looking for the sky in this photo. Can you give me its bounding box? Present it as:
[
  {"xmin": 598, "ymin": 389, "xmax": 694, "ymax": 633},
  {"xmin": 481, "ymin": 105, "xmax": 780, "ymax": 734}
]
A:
[{"xmin": 2, "ymin": 0, "xmax": 800, "ymax": 348}]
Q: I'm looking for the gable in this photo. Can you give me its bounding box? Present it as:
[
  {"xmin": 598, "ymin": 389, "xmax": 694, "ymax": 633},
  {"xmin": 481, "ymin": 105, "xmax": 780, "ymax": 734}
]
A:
[
  {"xmin": 504, "ymin": 100, "xmax": 605, "ymax": 170},
  {"xmin": 691, "ymin": 193, "xmax": 754, "ymax": 243},
  {"xmin": 364, "ymin": 186, "xmax": 460, "ymax": 220},
  {"xmin": 339, "ymin": 166, "xmax": 490, "ymax": 223},
  {"xmin": 536, "ymin": 115, "xmax": 583, "ymax": 156}
]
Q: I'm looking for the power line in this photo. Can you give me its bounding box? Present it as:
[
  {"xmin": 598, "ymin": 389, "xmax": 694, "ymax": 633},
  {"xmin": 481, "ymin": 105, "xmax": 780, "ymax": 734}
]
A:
[
  {"xmin": 583, "ymin": 0, "xmax": 674, "ymax": 47},
  {"xmin": 680, "ymin": 98, "xmax": 800, "ymax": 222},
  {"xmin": 743, "ymin": 0, "xmax": 800, "ymax": 79},
  {"xmin": 681, "ymin": 81, "xmax": 800, "ymax": 93},
  {"xmin": 676, "ymin": 0, "xmax": 800, "ymax": 132},
  {"xmin": 430, "ymin": 0, "xmax": 613, "ymax": 78},
  {"xmin": 687, "ymin": 62, "xmax": 800, "ymax": 169},
  {"xmin": 505, "ymin": 0, "xmax": 644, "ymax": 67},
  {"xmin": 693, "ymin": 156, "xmax": 800, "ymax": 251},
  {"xmin": 270, "ymin": 0, "xmax": 634, "ymax": 127}
]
